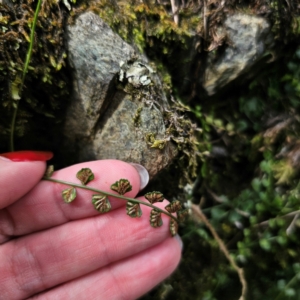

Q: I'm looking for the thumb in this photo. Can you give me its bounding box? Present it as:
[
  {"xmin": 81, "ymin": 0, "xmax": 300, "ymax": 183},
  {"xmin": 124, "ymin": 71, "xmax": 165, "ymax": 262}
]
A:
[{"xmin": 0, "ymin": 151, "xmax": 51, "ymax": 209}]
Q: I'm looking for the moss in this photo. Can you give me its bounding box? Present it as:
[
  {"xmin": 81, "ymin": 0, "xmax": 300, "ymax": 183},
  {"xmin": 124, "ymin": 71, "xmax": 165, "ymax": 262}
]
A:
[
  {"xmin": 132, "ymin": 106, "xmax": 142, "ymax": 127},
  {"xmin": 117, "ymin": 57, "xmax": 200, "ymax": 186},
  {"xmin": 0, "ymin": 1, "xmax": 73, "ymax": 151},
  {"xmin": 85, "ymin": 0, "xmax": 199, "ymax": 63},
  {"xmin": 2, "ymin": 0, "xmax": 298, "ymax": 153}
]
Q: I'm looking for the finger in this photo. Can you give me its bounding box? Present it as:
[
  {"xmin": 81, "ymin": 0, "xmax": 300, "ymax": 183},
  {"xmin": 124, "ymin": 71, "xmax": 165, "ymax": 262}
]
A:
[
  {"xmin": 1, "ymin": 200, "xmax": 178, "ymax": 299},
  {"xmin": 0, "ymin": 160, "xmax": 142, "ymax": 242},
  {"xmin": 0, "ymin": 158, "xmax": 46, "ymax": 209},
  {"xmin": 31, "ymin": 237, "xmax": 182, "ymax": 300}
]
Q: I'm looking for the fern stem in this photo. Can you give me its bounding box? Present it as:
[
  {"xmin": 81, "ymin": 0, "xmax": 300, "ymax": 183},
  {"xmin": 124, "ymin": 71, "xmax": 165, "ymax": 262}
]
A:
[
  {"xmin": 10, "ymin": 107, "xmax": 18, "ymax": 151},
  {"xmin": 43, "ymin": 177, "xmax": 179, "ymax": 222},
  {"xmin": 10, "ymin": 0, "xmax": 43, "ymax": 151}
]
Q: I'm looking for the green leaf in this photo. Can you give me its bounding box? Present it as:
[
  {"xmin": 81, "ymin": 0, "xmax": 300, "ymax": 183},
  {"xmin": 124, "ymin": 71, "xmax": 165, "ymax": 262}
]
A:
[
  {"xmin": 169, "ymin": 218, "xmax": 178, "ymax": 237},
  {"xmin": 49, "ymin": 55, "xmax": 57, "ymax": 68},
  {"xmin": 150, "ymin": 209, "xmax": 163, "ymax": 228},
  {"xmin": 145, "ymin": 191, "xmax": 164, "ymax": 204},
  {"xmin": 111, "ymin": 179, "xmax": 132, "ymax": 195},
  {"xmin": 92, "ymin": 194, "xmax": 111, "ymax": 213},
  {"xmin": 272, "ymin": 160, "xmax": 295, "ymax": 184},
  {"xmin": 251, "ymin": 178, "xmax": 261, "ymax": 192},
  {"xmin": 165, "ymin": 200, "xmax": 182, "ymax": 213},
  {"xmin": 259, "ymin": 238, "xmax": 271, "ymax": 251},
  {"xmin": 62, "ymin": 187, "xmax": 76, "ymax": 203},
  {"xmin": 211, "ymin": 206, "xmax": 227, "ymax": 221},
  {"xmin": 76, "ymin": 168, "xmax": 94, "ymax": 185},
  {"xmin": 126, "ymin": 201, "xmax": 142, "ymax": 218},
  {"xmin": 10, "ymin": 74, "xmax": 21, "ymax": 100}
]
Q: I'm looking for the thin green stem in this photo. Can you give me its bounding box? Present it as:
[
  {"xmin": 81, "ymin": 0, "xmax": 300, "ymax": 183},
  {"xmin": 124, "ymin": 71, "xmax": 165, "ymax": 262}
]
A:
[
  {"xmin": 10, "ymin": 107, "xmax": 18, "ymax": 151},
  {"xmin": 275, "ymin": 272, "xmax": 300, "ymax": 300},
  {"xmin": 10, "ymin": 0, "xmax": 43, "ymax": 151},
  {"xmin": 43, "ymin": 177, "xmax": 179, "ymax": 222},
  {"xmin": 22, "ymin": 0, "xmax": 42, "ymax": 83}
]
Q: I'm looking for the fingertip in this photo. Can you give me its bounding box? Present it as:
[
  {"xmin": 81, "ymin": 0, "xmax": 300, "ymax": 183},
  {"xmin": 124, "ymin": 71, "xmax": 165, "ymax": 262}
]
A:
[
  {"xmin": 0, "ymin": 156, "xmax": 12, "ymax": 162},
  {"xmin": 174, "ymin": 234, "xmax": 183, "ymax": 251},
  {"xmin": 0, "ymin": 160, "xmax": 46, "ymax": 209}
]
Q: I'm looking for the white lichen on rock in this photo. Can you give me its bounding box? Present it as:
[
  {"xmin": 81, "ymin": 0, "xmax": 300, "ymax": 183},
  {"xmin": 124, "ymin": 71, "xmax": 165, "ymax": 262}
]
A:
[{"xmin": 119, "ymin": 61, "xmax": 154, "ymax": 87}]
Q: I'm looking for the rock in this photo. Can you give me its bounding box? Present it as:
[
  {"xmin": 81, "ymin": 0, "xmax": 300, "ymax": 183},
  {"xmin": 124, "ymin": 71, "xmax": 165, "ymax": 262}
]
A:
[
  {"xmin": 64, "ymin": 12, "xmax": 178, "ymax": 178},
  {"xmin": 203, "ymin": 13, "xmax": 273, "ymax": 95}
]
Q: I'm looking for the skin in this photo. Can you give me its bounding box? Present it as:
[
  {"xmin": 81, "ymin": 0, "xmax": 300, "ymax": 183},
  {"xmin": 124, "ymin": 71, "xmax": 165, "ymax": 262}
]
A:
[{"xmin": 0, "ymin": 158, "xmax": 182, "ymax": 300}]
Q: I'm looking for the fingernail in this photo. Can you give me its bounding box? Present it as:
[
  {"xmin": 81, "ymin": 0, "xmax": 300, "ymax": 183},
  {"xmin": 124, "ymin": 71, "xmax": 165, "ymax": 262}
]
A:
[
  {"xmin": 129, "ymin": 163, "xmax": 149, "ymax": 190},
  {"xmin": 0, "ymin": 151, "xmax": 53, "ymax": 162},
  {"xmin": 174, "ymin": 234, "xmax": 183, "ymax": 251}
]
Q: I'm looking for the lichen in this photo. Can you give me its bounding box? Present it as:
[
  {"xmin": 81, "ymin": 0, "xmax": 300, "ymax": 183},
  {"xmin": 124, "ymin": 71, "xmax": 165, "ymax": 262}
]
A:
[{"xmin": 116, "ymin": 56, "xmax": 200, "ymax": 185}]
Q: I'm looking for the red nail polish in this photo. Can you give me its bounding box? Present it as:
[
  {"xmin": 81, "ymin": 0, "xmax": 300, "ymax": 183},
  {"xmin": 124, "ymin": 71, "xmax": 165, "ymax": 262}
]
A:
[{"xmin": 0, "ymin": 151, "xmax": 53, "ymax": 162}]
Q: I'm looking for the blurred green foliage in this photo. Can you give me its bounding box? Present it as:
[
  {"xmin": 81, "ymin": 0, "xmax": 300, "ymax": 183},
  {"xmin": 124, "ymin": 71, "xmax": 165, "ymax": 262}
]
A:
[{"xmin": 143, "ymin": 46, "xmax": 300, "ymax": 300}]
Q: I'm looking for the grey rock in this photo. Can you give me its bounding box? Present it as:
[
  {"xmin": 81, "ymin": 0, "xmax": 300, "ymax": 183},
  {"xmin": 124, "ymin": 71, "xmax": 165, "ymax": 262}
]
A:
[
  {"xmin": 65, "ymin": 11, "xmax": 136, "ymax": 138},
  {"xmin": 64, "ymin": 12, "xmax": 177, "ymax": 178},
  {"xmin": 203, "ymin": 13, "xmax": 273, "ymax": 95}
]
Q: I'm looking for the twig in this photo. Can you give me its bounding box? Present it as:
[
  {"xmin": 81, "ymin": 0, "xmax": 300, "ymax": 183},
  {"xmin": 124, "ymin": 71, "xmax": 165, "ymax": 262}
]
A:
[
  {"xmin": 203, "ymin": 0, "xmax": 208, "ymax": 41},
  {"xmin": 254, "ymin": 209, "xmax": 300, "ymax": 228},
  {"xmin": 191, "ymin": 204, "xmax": 247, "ymax": 300},
  {"xmin": 170, "ymin": 0, "xmax": 179, "ymax": 25},
  {"xmin": 286, "ymin": 213, "xmax": 299, "ymax": 236}
]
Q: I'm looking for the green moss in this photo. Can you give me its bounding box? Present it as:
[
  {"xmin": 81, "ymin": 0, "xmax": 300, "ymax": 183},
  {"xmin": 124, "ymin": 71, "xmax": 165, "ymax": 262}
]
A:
[
  {"xmin": 0, "ymin": 1, "xmax": 73, "ymax": 149},
  {"xmin": 132, "ymin": 106, "xmax": 142, "ymax": 127},
  {"xmin": 90, "ymin": 0, "xmax": 197, "ymax": 56}
]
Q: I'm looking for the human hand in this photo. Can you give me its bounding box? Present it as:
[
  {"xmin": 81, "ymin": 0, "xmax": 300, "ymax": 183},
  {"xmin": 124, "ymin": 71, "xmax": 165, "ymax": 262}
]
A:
[{"xmin": 0, "ymin": 153, "xmax": 182, "ymax": 299}]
